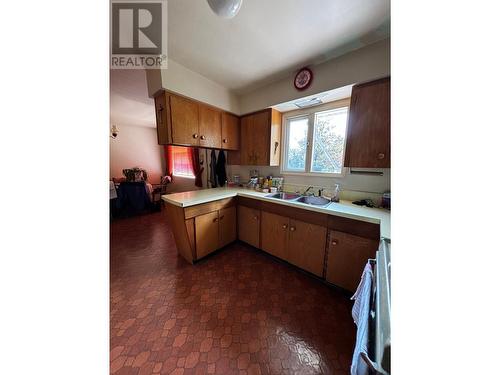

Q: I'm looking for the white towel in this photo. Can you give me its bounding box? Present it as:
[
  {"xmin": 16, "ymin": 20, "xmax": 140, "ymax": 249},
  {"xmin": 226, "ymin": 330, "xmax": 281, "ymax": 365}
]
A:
[{"xmin": 350, "ymin": 262, "xmax": 373, "ymax": 375}]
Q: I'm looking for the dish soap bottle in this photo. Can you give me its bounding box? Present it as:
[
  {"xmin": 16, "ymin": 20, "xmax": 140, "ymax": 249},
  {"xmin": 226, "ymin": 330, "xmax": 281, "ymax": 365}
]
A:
[{"xmin": 332, "ymin": 184, "xmax": 340, "ymax": 203}]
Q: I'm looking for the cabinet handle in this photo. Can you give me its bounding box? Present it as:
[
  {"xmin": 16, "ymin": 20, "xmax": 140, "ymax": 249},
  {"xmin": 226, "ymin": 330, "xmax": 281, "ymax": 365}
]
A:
[
  {"xmin": 282, "ymin": 224, "xmax": 288, "ymax": 230},
  {"xmin": 213, "ymin": 217, "xmax": 218, "ymax": 223},
  {"xmin": 290, "ymin": 226, "xmax": 296, "ymax": 232},
  {"xmin": 223, "ymin": 138, "xmax": 228, "ymax": 143},
  {"xmin": 157, "ymin": 106, "xmax": 163, "ymax": 125},
  {"xmin": 201, "ymin": 135, "xmax": 206, "ymax": 140},
  {"xmin": 220, "ymin": 215, "xmax": 224, "ymax": 220},
  {"xmin": 331, "ymin": 240, "xmax": 338, "ymax": 246},
  {"xmin": 377, "ymin": 153, "xmax": 385, "ymax": 160},
  {"xmin": 193, "ymin": 133, "xmax": 199, "ymax": 139},
  {"xmin": 253, "ymin": 215, "xmax": 258, "ymax": 220}
]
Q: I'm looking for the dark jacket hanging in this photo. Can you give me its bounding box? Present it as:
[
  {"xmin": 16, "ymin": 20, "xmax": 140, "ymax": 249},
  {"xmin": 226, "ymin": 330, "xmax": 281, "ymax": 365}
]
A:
[
  {"xmin": 209, "ymin": 149, "xmax": 217, "ymax": 188},
  {"xmin": 215, "ymin": 151, "xmax": 227, "ymax": 187}
]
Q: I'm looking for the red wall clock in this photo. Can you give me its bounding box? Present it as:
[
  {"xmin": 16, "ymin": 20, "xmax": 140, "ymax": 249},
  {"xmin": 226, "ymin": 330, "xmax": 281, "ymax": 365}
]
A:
[{"xmin": 294, "ymin": 67, "xmax": 313, "ymax": 91}]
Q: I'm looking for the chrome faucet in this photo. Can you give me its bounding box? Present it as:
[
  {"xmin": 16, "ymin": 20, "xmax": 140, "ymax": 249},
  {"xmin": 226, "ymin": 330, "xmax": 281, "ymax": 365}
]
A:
[
  {"xmin": 304, "ymin": 186, "xmax": 315, "ymax": 196},
  {"xmin": 318, "ymin": 188, "xmax": 324, "ymax": 197}
]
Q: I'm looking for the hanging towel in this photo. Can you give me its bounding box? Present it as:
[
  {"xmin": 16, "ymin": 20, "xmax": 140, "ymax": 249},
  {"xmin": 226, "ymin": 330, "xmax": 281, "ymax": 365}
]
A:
[
  {"xmin": 216, "ymin": 150, "xmax": 227, "ymax": 187},
  {"xmin": 209, "ymin": 149, "xmax": 217, "ymax": 188},
  {"xmin": 350, "ymin": 262, "xmax": 373, "ymax": 375}
]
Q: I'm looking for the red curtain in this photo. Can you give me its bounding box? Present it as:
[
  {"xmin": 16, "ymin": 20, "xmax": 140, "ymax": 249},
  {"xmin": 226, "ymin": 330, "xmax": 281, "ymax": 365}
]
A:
[
  {"xmin": 189, "ymin": 147, "xmax": 204, "ymax": 187},
  {"xmin": 164, "ymin": 145, "xmax": 203, "ymax": 187}
]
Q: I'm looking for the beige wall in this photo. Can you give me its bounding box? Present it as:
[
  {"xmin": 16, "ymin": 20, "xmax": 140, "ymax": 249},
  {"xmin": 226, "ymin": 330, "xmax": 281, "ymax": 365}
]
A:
[
  {"xmin": 146, "ymin": 39, "xmax": 390, "ymax": 116},
  {"xmin": 109, "ymin": 124, "xmax": 165, "ymax": 184},
  {"xmin": 109, "ymin": 124, "xmax": 217, "ymax": 192},
  {"xmin": 239, "ymin": 39, "xmax": 390, "ymax": 114},
  {"xmin": 146, "ymin": 60, "xmax": 240, "ymax": 114}
]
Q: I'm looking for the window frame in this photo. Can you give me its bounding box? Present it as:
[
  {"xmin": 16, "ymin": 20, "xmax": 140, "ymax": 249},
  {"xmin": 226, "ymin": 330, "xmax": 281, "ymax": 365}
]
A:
[
  {"xmin": 170, "ymin": 146, "xmax": 196, "ymax": 179},
  {"xmin": 280, "ymin": 98, "xmax": 350, "ymax": 177}
]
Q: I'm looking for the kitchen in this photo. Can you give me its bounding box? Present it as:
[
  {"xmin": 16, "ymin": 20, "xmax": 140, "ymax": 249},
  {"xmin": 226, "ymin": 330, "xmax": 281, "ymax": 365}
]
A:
[
  {"xmin": 4, "ymin": 1, "xmax": 500, "ymax": 375},
  {"xmin": 109, "ymin": 0, "xmax": 392, "ymax": 373}
]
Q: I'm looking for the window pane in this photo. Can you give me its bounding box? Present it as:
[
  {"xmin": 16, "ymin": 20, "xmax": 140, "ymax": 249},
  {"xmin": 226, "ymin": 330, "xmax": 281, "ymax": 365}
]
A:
[
  {"xmin": 311, "ymin": 107, "xmax": 348, "ymax": 174},
  {"xmin": 286, "ymin": 117, "xmax": 308, "ymax": 171},
  {"xmin": 172, "ymin": 146, "xmax": 195, "ymax": 178}
]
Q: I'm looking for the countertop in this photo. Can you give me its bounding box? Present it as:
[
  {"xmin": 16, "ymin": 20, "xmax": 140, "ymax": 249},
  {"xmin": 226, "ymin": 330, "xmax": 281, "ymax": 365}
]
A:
[{"xmin": 162, "ymin": 187, "xmax": 391, "ymax": 240}]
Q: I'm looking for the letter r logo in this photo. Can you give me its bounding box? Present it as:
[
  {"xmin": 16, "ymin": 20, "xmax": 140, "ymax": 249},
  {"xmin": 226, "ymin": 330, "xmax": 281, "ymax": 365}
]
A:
[{"xmin": 112, "ymin": 3, "xmax": 162, "ymax": 55}]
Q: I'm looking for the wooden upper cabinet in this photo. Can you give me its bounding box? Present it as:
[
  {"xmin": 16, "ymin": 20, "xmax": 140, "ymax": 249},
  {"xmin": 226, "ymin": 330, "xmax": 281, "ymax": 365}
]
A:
[
  {"xmin": 199, "ymin": 104, "xmax": 222, "ymax": 149},
  {"xmin": 261, "ymin": 211, "xmax": 289, "ymax": 260},
  {"xmin": 344, "ymin": 77, "xmax": 390, "ymax": 168},
  {"xmin": 221, "ymin": 113, "xmax": 240, "ymax": 151},
  {"xmin": 237, "ymin": 205, "xmax": 260, "ymax": 248},
  {"xmin": 288, "ymin": 219, "xmax": 327, "ymax": 277},
  {"xmin": 219, "ymin": 206, "xmax": 236, "ymax": 248},
  {"xmin": 170, "ymin": 95, "xmax": 200, "ymax": 146},
  {"xmin": 325, "ymin": 230, "xmax": 378, "ymax": 292},
  {"xmin": 194, "ymin": 211, "xmax": 220, "ymax": 259},
  {"xmin": 154, "ymin": 91, "xmax": 172, "ymax": 145},
  {"xmin": 239, "ymin": 108, "xmax": 282, "ymax": 166}
]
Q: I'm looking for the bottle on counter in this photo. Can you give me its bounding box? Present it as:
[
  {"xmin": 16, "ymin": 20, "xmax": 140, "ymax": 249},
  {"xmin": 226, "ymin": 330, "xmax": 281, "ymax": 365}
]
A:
[{"xmin": 332, "ymin": 184, "xmax": 341, "ymax": 203}]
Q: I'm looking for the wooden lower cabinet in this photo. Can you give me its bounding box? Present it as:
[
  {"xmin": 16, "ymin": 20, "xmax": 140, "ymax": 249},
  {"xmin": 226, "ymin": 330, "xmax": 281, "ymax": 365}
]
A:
[
  {"xmin": 288, "ymin": 219, "xmax": 327, "ymax": 277},
  {"xmin": 261, "ymin": 211, "xmax": 289, "ymax": 260},
  {"xmin": 195, "ymin": 211, "xmax": 220, "ymax": 259},
  {"xmin": 237, "ymin": 205, "xmax": 260, "ymax": 248},
  {"xmin": 325, "ymin": 230, "xmax": 379, "ymax": 292},
  {"xmin": 219, "ymin": 206, "xmax": 236, "ymax": 247}
]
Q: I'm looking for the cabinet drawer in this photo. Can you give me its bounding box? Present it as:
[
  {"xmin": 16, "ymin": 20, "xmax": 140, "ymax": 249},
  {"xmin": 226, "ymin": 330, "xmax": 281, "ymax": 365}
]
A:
[{"xmin": 184, "ymin": 197, "xmax": 236, "ymax": 219}]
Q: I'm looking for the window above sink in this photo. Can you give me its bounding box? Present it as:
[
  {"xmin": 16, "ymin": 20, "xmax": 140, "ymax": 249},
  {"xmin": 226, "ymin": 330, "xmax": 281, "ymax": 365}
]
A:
[{"xmin": 281, "ymin": 98, "xmax": 350, "ymax": 178}]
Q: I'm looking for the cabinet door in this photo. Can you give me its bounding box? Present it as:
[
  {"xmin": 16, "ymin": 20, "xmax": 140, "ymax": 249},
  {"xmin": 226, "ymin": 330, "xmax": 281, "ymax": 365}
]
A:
[
  {"xmin": 326, "ymin": 231, "xmax": 378, "ymax": 292},
  {"xmin": 251, "ymin": 110, "xmax": 271, "ymax": 165},
  {"xmin": 199, "ymin": 104, "xmax": 222, "ymax": 149},
  {"xmin": 221, "ymin": 112, "xmax": 240, "ymax": 150},
  {"xmin": 237, "ymin": 205, "xmax": 260, "ymax": 248},
  {"xmin": 170, "ymin": 95, "xmax": 200, "ymax": 146},
  {"xmin": 219, "ymin": 206, "xmax": 236, "ymax": 248},
  {"xmin": 344, "ymin": 77, "xmax": 390, "ymax": 168},
  {"xmin": 195, "ymin": 211, "xmax": 220, "ymax": 259},
  {"xmin": 154, "ymin": 92, "xmax": 171, "ymax": 144},
  {"xmin": 288, "ymin": 219, "xmax": 327, "ymax": 277},
  {"xmin": 261, "ymin": 211, "xmax": 288, "ymax": 260},
  {"xmin": 239, "ymin": 115, "xmax": 254, "ymax": 165}
]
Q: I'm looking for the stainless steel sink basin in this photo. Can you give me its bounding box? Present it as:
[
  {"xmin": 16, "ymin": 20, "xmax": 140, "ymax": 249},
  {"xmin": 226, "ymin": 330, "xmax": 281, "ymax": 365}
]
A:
[
  {"xmin": 296, "ymin": 196, "xmax": 331, "ymax": 206},
  {"xmin": 265, "ymin": 192, "xmax": 301, "ymax": 200}
]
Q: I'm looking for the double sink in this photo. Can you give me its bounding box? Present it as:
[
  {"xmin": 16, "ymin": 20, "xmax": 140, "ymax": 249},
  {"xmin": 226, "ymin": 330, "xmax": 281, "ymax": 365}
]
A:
[{"xmin": 264, "ymin": 192, "xmax": 331, "ymax": 207}]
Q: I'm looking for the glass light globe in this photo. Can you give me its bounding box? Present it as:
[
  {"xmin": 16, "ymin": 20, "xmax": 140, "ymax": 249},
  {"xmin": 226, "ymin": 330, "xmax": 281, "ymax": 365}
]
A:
[{"xmin": 207, "ymin": 0, "xmax": 243, "ymax": 19}]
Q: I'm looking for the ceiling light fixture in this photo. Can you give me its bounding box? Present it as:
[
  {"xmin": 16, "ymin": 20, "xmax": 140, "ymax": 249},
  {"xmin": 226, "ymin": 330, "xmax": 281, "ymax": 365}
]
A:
[{"xmin": 207, "ymin": 0, "xmax": 243, "ymax": 19}]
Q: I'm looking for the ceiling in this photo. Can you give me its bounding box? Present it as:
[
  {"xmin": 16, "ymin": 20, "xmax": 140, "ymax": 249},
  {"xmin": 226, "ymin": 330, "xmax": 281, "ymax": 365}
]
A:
[
  {"xmin": 110, "ymin": 69, "xmax": 156, "ymax": 128},
  {"xmin": 110, "ymin": 1, "xmax": 390, "ymax": 128},
  {"xmin": 168, "ymin": 0, "xmax": 390, "ymax": 94}
]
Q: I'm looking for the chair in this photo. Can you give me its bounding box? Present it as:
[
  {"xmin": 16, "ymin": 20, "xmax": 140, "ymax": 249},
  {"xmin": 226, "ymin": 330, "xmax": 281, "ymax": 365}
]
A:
[{"xmin": 115, "ymin": 181, "xmax": 153, "ymax": 217}]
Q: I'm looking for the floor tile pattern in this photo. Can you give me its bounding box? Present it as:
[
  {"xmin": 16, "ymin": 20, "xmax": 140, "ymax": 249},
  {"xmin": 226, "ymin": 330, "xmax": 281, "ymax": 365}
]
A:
[{"xmin": 111, "ymin": 210, "xmax": 355, "ymax": 374}]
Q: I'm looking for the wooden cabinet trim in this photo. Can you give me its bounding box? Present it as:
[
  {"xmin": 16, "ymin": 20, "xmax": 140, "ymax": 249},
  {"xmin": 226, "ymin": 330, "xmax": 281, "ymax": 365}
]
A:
[
  {"xmin": 327, "ymin": 215, "xmax": 380, "ymax": 240},
  {"xmin": 184, "ymin": 197, "xmax": 236, "ymax": 219},
  {"xmin": 260, "ymin": 201, "xmax": 328, "ymax": 227}
]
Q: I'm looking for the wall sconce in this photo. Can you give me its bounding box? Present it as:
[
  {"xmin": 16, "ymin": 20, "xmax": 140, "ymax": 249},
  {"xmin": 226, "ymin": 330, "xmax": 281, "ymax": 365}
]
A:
[{"xmin": 110, "ymin": 125, "xmax": 119, "ymax": 139}]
